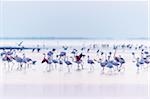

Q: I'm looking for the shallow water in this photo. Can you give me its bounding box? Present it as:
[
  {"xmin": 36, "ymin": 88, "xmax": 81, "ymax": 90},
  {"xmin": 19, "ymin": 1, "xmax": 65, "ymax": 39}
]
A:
[
  {"xmin": 0, "ymin": 39, "xmax": 149, "ymax": 98},
  {"xmin": 0, "ymin": 84, "xmax": 148, "ymax": 97}
]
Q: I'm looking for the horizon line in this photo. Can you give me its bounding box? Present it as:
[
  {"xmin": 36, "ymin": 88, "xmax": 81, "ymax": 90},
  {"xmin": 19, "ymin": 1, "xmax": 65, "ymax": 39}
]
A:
[{"xmin": 0, "ymin": 37, "xmax": 148, "ymax": 40}]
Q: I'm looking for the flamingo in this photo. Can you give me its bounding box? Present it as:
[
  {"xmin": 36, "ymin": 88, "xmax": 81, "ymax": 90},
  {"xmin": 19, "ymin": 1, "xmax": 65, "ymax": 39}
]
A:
[
  {"xmin": 87, "ymin": 48, "xmax": 90, "ymax": 53},
  {"xmin": 2, "ymin": 55, "xmax": 14, "ymax": 71},
  {"xmin": 143, "ymin": 57, "xmax": 149, "ymax": 69},
  {"xmin": 139, "ymin": 57, "xmax": 145, "ymax": 68},
  {"xmin": 134, "ymin": 56, "xmax": 145, "ymax": 72},
  {"xmin": 111, "ymin": 60, "xmax": 120, "ymax": 71},
  {"xmin": 81, "ymin": 47, "xmax": 86, "ymax": 51},
  {"xmin": 87, "ymin": 56, "xmax": 94, "ymax": 71},
  {"xmin": 62, "ymin": 46, "xmax": 68, "ymax": 50},
  {"xmin": 96, "ymin": 49, "xmax": 100, "ymax": 55},
  {"xmin": 71, "ymin": 53, "xmax": 85, "ymax": 71},
  {"xmin": 22, "ymin": 54, "xmax": 37, "ymax": 69},
  {"xmin": 41, "ymin": 53, "xmax": 52, "ymax": 72},
  {"xmin": 41, "ymin": 53, "xmax": 48, "ymax": 63},
  {"xmin": 36, "ymin": 45, "xmax": 40, "ymax": 53},
  {"xmin": 113, "ymin": 48, "xmax": 125, "ymax": 72},
  {"xmin": 64, "ymin": 57, "xmax": 72, "ymax": 72},
  {"xmin": 47, "ymin": 59, "xmax": 53, "ymax": 72},
  {"xmin": 114, "ymin": 55, "xmax": 125, "ymax": 72},
  {"xmin": 47, "ymin": 51, "xmax": 53, "ymax": 57},
  {"xmin": 132, "ymin": 52, "xmax": 136, "ymax": 62},
  {"xmin": 14, "ymin": 55, "xmax": 23, "ymax": 70},
  {"xmin": 0, "ymin": 50, "xmax": 6, "ymax": 57},
  {"xmin": 71, "ymin": 49, "xmax": 78, "ymax": 57},
  {"xmin": 17, "ymin": 41, "xmax": 23, "ymax": 46},
  {"xmin": 96, "ymin": 59, "xmax": 108, "ymax": 73},
  {"xmin": 136, "ymin": 57, "xmax": 141, "ymax": 73},
  {"xmin": 59, "ymin": 51, "xmax": 66, "ymax": 60},
  {"xmin": 59, "ymin": 51, "xmax": 66, "ymax": 57},
  {"xmin": 58, "ymin": 59, "xmax": 63, "ymax": 71},
  {"xmin": 52, "ymin": 55, "xmax": 59, "ymax": 69},
  {"xmin": 106, "ymin": 59, "xmax": 115, "ymax": 74}
]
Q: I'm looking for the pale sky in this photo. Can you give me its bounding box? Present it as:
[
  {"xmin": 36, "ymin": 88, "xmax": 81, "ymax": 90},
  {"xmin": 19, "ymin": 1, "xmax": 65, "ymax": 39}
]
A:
[{"xmin": 0, "ymin": 1, "xmax": 148, "ymax": 39}]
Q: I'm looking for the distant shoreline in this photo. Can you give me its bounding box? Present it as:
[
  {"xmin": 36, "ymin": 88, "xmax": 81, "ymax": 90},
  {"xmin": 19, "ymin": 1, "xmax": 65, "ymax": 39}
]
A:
[{"xmin": 0, "ymin": 37, "xmax": 148, "ymax": 40}]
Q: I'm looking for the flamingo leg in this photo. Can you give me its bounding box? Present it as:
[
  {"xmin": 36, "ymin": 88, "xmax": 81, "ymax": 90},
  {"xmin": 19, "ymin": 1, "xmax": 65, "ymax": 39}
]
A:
[{"xmin": 67, "ymin": 65, "xmax": 70, "ymax": 72}]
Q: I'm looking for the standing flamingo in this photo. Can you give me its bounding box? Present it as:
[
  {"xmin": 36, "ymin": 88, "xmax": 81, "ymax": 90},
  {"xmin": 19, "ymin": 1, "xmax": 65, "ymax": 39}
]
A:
[
  {"xmin": 52, "ymin": 55, "xmax": 59, "ymax": 69},
  {"xmin": 64, "ymin": 57, "xmax": 72, "ymax": 72},
  {"xmin": 114, "ymin": 55, "xmax": 125, "ymax": 72},
  {"xmin": 59, "ymin": 51, "xmax": 66, "ymax": 60},
  {"xmin": 132, "ymin": 52, "xmax": 136, "ymax": 62},
  {"xmin": 41, "ymin": 53, "xmax": 52, "ymax": 72},
  {"xmin": 22, "ymin": 54, "xmax": 37, "ymax": 69},
  {"xmin": 106, "ymin": 55, "xmax": 114, "ymax": 73},
  {"xmin": 96, "ymin": 59, "xmax": 108, "ymax": 73},
  {"xmin": 87, "ymin": 56, "xmax": 95, "ymax": 71},
  {"xmin": 58, "ymin": 59, "xmax": 63, "ymax": 71},
  {"xmin": 14, "ymin": 55, "xmax": 23, "ymax": 70},
  {"xmin": 144, "ymin": 56, "xmax": 150, "ymax": 68},
  {"xmin": 71, "ymin": 53, "xmax": 85, "ymax": 71},
  {"xmin": 2, "ymin": 55, "xmax": 14, "ymax": 71},
  {"xmin": 113, "ymin": 48, "xmax": 125, "ymax": 72},
  {"xmin": 136, "ymin": 57, "xmax": 141, "ymax": 73}
]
